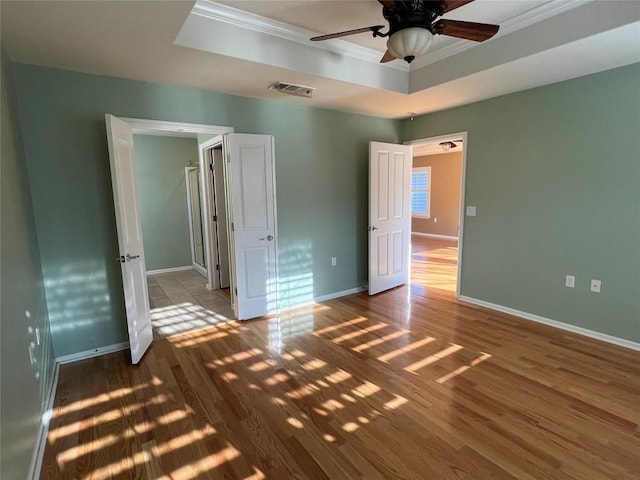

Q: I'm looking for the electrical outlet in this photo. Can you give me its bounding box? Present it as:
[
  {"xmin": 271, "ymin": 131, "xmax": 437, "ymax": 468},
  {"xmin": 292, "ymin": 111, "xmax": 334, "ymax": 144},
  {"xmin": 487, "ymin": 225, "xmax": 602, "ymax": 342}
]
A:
[
  {"xmin": 466, "ymin": 206, "xmax": 477, "ymax": 217},
  {"xmin": 565, "ymin": 275, "xmax": 575, "ymax": 288},
  {"xmin": 433, "ymin": 217, "xmax": 438, "ymax": 223},
  {"xmin": 590, "ymin": 279, "xmax": 601, "ymax": 293},
  {"xmin": 331, "ymin": 257, "xmax": 337, "ymax": 267}
]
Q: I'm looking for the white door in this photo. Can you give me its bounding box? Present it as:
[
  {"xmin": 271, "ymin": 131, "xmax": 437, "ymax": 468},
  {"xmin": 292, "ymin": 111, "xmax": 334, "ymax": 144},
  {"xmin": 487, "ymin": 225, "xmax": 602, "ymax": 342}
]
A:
[
  {"xmin": 105, "ymin": 114, "xmax": 153, "ymax": 364},
  {"xmin": 369, "ymin": 141, "xmax": 412, "ymax": 295},
  {"xmin": 225, "ymin": 134, "xmax": 278, "ymax": 319}
]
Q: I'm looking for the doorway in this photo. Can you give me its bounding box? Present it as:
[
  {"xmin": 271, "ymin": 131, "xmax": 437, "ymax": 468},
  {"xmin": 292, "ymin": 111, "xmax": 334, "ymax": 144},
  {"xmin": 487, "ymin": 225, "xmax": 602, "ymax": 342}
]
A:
[
  {"xmin": 405, "ymin": 132, "xmax": 467, "ymax": 298},
  {"xmin": 108, "ymin": 116, "xmax": 281, "ymax": 363},
  {"xmin": 130, "ymin": 131, "xmax": 235, "ymax": 338},
  {"xmin": 200, "ymin": 140, "xmax": 231, "ymax": 293}
]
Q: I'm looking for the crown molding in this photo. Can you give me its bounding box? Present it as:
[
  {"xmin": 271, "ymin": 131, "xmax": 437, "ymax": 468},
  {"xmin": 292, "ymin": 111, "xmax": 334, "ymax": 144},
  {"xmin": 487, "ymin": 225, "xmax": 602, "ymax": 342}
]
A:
[
  {"xmin": 193, "ymin": 0, "xmax": 409, "ymax": 72},
  {"xmin": 191, "ymin": 0, "xmax": 588, "ymax": 74},
  {"xmin": 410, "ymin": 0, "xmax": 588, "ymax": 70}
]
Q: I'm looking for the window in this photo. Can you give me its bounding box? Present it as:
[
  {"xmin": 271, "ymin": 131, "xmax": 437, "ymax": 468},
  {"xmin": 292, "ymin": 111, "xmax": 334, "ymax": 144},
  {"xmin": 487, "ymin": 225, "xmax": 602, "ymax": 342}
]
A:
[{"xmin": 411, "ymin": 167, "xmax": 431, "ymax": 218}]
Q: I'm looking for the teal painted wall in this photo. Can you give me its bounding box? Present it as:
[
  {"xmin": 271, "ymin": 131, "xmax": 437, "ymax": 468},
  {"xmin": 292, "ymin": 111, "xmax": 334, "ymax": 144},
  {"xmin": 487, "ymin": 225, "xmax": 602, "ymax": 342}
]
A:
[
  {"xmin": 133, "ymin": 135, "xmax": 197, "ymax": 271},
  {"xmin": 1, "ymin": 52, "xmax": 56, "ymax": 479},
  {"xmin": 403, "ymin": 63, "xmax": 640, "ymax": 342},
  {"xmin": 12, "ymin": 64, "xmax": 401, "ymax": 356}
]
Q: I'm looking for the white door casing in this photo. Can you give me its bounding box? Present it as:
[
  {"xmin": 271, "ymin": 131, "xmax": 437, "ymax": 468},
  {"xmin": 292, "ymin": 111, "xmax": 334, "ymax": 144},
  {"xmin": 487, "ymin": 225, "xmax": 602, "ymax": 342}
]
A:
[
  {"xmin": 213, "ymin": 147, "xmax": 231, "ymax": 289},
  {"xmin": 105, "ymin": 114, "xmax": 153, "ymax": 364},
  {"xmin": 369, "ymin": 141, "xmax": 412, "ymax": 295},
  {"xmin": 199, "ymin": 137, "xmax": 223, "ymax": 291},
  {"xmin": 225, "ymin": 133, "xmax": 278, "ymax": 319}
]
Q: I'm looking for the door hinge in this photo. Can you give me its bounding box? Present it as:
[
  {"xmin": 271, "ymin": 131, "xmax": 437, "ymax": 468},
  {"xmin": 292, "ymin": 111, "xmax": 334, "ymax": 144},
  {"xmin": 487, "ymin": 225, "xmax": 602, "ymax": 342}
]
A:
[
  {"xmin": 213, "ymin": 214, "xmax": 218, "ymax": 222},
  {"xmin": 216, "ymin": 264, "xmax": 221, "ymax": 271},
  {"xmin": 231, "ymin": 222, "xmax": 234, "ymax": 232},
  {"xmin": 234, "ymin": 287, "xmax": 238, "ymax": 296},
  {"xmin": 227, "ymin": 152, "xmax": 231, "ymax": 163}
]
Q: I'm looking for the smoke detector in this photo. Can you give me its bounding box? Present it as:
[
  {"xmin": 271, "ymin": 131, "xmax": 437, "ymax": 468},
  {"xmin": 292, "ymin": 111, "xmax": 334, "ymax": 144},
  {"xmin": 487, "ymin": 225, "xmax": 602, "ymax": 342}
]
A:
[{"xmin": 269, "ymin": 82, "xmax": 315, "ymax": 98}]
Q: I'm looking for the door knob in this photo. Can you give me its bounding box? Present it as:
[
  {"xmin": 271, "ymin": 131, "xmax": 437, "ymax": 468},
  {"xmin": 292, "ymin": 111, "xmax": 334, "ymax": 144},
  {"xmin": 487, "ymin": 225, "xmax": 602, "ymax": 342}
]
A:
[
  {"xmin": 126, "ymin": 253, "xmax": 140, "ymax": 261},
  {"xmin": 368, "ymin": 226, "xmax": 379, "ymax": 232},
  {"xmin": 260, "ymin": 235, "xmax": 274, "ymax": 241}
]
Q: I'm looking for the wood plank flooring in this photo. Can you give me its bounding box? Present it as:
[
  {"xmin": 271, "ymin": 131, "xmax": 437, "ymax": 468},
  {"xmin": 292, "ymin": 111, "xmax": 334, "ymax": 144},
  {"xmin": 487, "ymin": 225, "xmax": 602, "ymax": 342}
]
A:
[{"xmin": 41, "ymin": 236, "xmax": 640, "ymax": 479}]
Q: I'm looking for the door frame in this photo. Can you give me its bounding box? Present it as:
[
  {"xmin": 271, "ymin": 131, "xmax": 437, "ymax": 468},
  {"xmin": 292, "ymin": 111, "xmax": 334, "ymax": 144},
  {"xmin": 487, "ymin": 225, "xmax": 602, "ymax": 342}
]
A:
[
  {"xmin": 404, "ymin": 131, "xmax": 468, "ymax": 299},
  {"xmin": 198, "ymin": 135, "xmax": 225, "ymax": 291},
  {"xmin": 115, "ymin": 117, "xmax": 233, "ymax": 294},
  {"xmin": 121, "ymin": 119, "xmax": 233, "ymax": 289}
]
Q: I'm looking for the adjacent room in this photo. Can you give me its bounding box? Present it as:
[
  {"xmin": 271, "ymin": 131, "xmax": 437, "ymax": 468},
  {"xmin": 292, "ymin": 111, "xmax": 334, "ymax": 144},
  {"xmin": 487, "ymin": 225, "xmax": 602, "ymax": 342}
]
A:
[
  {"xmin": 132, "ymin": 132, "xmax": 235, "ymax": 338},
  {"xmin": 2, "ymin": 1, "xmax": 639, "ymax": 479}
]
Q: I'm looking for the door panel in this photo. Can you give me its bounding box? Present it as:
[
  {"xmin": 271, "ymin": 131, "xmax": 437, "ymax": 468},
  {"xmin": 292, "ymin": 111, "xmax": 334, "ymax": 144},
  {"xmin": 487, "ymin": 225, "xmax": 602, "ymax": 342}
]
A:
[
  {"xmin": 226, "ymin": 134, "xmax": 278, "ymax": 319},
  {"xmin": 105, "ymin": 114, "xmax": 152, "ymax": 364},
  {"xmin": 369, "ymin": 141, "xmax": 412, "ymax": 295}
]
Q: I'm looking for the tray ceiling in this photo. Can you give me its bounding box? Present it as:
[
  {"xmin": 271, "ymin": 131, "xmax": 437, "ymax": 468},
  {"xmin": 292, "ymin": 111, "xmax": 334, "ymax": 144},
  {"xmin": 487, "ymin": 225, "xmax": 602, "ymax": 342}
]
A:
[{"xmin": 2, "ymin": 0, "xmax": 639, "ymax": 118}]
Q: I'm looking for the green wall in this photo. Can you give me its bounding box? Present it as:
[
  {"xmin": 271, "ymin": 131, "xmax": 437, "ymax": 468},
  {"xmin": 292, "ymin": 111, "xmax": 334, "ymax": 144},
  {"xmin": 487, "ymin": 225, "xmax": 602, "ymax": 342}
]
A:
[
  {"xmin": 1, "ymin": 52, "xmax": 56, "ymax": 479},
  {"xmin": 133, "ymin": 135, "xmax": 197, "ymax": 271},
  {"xmin": 403, "ymin": 63, "xmax": 640, "ymax": 342},
  {"xmin": 12, "ymin": 59, "xmax": 636, "ymax": 363},
  {"xmin": 12, "ymin": 64, "xmax": 401, "ymax": 356}
]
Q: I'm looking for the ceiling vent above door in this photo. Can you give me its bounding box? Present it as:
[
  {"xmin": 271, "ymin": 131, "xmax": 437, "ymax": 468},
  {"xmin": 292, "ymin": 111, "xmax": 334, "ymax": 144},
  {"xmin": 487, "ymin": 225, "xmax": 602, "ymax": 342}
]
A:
[{"xmin": 269, "ymin": 81, "xmax": 315, "ymax": 98}]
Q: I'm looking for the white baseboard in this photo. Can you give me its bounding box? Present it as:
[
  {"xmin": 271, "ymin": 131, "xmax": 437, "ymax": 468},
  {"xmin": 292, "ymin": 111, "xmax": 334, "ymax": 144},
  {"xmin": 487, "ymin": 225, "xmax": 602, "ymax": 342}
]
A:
[
  {"xmin": 412, "ymin": 232, "xmax": 458, "ymax": 241},
  {"xmin": 192, "ymin": 263, "xmax": 207, "ymax": 278},
  {"xmin": 28, "ymin": 361, "xmax": 60, "ymax": 480},
  {"xmin": 313, "ymin": 286, "xmax": 368, "ymax": 303},
  {"xmin": 458, "ymin": 295, "xmax": 640, "ymax": 352},
  {"xmin": 30, "ymin": 340, "xmax": 130, "ymax": 478},
  {"xmin": 278, "ymin": 286, "xmax": 368, "ymax": 312},
  {"xmin": 146, "ymin": 265, "xmax": 192, "ymax": 275},
  {"xmin": 56, "ymin": 341, "xmax": 129, "ymax": 365}
]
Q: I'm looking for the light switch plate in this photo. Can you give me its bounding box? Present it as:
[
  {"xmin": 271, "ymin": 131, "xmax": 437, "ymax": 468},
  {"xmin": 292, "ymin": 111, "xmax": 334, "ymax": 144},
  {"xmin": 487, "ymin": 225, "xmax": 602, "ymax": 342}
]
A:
[
  {"xmin": 565, "ymin": 275, "xmax": 575, "ymax": 288},
  {"xmin": 466, "ymin": 206, "xmax": 477, "ymax": 217},
  {"xmin": 590, "ymin": 279, "xmax": 601, "ymax": 293}
]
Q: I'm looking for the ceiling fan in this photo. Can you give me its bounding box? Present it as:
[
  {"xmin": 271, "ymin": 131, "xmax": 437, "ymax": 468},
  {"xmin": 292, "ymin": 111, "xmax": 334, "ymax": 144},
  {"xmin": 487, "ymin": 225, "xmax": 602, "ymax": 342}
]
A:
[{"xmin": 310, "ymin": 0, "xmax": 499, "ymax": 64}]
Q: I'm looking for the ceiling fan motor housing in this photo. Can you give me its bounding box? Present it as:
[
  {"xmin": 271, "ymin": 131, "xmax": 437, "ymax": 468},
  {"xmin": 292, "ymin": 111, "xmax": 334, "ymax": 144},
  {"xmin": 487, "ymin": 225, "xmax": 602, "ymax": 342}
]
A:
[
  {"xmin": 383, "ymin": 0, "xmax": 441, "ymax": 36},
  {"xmin": 383, "ymin": 0, "xmax": 441, "ymax": 63}
]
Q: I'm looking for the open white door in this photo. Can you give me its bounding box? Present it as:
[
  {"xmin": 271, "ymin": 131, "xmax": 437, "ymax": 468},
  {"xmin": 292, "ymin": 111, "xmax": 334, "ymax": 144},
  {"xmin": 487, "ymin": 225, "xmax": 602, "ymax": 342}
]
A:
[
  {"xmin": 225, "ymin": 133, "xmax": 278, "ymax": 319},
  {"xmin": 369, "ymin": 141, "xmax": 412, "ymax": 295},
  {"xmin": 105, "ymin": 114, "xmax": 153, "ymax": 364}
]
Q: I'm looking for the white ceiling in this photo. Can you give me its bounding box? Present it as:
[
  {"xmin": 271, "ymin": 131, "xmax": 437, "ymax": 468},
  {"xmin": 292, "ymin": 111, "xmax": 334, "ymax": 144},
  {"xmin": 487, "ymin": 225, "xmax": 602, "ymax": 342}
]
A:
[{"xmin": 2, "ymin": 0, "xmax": 639, "ymax": 119}]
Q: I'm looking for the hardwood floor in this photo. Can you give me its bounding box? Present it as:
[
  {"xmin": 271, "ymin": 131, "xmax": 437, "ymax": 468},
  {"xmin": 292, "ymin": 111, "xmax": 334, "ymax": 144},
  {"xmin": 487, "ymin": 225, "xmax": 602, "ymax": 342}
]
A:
[{"xmin": 41, "ymin": 236, "xmax": 640, "ymax": 479}]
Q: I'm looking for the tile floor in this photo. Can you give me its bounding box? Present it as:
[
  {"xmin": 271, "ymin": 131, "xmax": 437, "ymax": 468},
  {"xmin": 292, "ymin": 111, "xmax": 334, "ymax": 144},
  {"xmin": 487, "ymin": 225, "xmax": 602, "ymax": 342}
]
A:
[{"xmin": 147, "ymin": 268, "xmax": 234, "ymax": 338}]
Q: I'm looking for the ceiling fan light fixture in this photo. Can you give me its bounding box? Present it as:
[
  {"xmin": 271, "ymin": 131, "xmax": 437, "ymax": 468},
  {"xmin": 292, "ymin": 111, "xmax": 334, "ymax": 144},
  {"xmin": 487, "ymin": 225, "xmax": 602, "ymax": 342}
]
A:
[{"xmin": 387, "ymin": 27, "xmax": 434, "ymax": 63}]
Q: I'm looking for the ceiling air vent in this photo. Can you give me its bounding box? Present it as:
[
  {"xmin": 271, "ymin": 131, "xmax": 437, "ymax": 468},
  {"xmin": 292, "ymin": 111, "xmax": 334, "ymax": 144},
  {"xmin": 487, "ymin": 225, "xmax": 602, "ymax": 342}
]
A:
[{"xmin": 269, "ymin": 82, "xmax": 315, "ymax": 98}]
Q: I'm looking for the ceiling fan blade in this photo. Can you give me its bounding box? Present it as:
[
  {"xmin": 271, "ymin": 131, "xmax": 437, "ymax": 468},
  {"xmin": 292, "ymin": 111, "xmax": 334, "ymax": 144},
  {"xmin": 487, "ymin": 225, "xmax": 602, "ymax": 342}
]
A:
[
  {"xmin": 433, "ymin": 19, "xmax": 499, "ymax": 42},
  {"xmin": 380, "ymin": 50, "xmax": 396, "ymax": 63},
  {"xmin": 310, "ymin": 25, "xmax": 385, "ymax": 41},
  {"xmin": 433, "ymin": 0, "xmax": 475, "ymax": 14}
]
